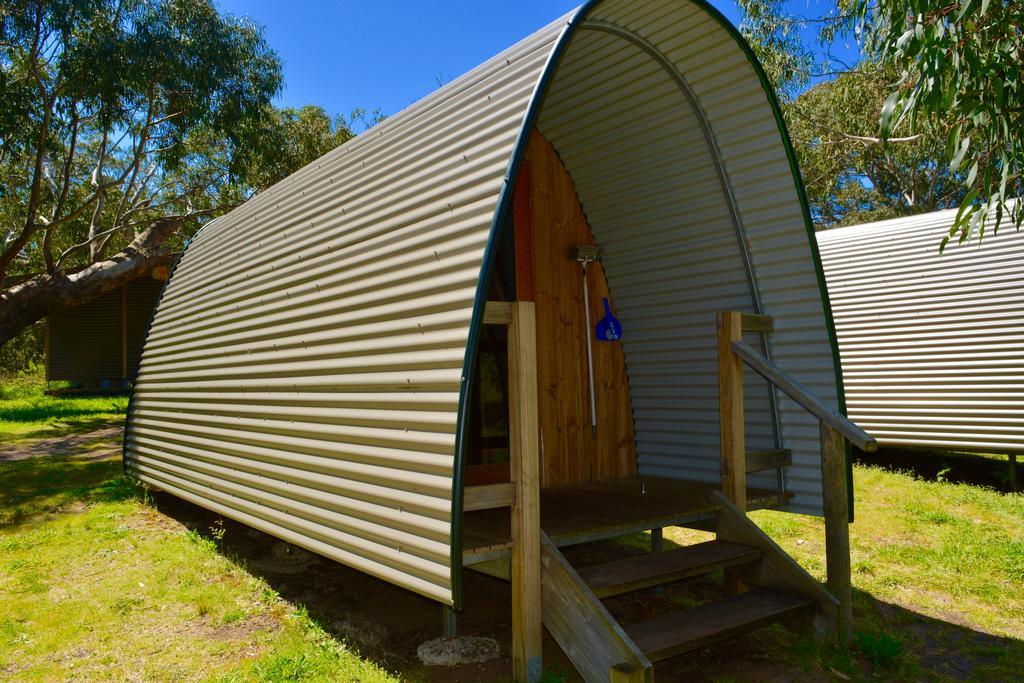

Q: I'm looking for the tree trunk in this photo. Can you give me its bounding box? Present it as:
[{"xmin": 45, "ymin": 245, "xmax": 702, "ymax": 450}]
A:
[{"xmin": 0, "ymin": 217, "xmax": 181, "ymax": 346}]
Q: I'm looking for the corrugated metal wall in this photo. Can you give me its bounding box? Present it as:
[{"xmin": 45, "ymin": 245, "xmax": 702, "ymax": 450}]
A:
[
  {"xmin": 126, "ymin": 0, "xmax": 841, "ymax": 606},
  {"xmin": 538, "ymin": 0, "xmax": 838, "ymax": 514},
  {"xmin": 48, "ymin": 277, "xmax": 163, "ymax": 383},
  {"xmin": 125, "ymin": 16, "xmax": 569, "ymax": 606},
  {"xmin": 48, "ymin": 288, "xmax": 122, "ymax": 382},
  {"xmin": 818, "ymin": 208, "xmax": 1024, "ymax": 453},
  {"xmin": 126, "ymin": 279, "xmax": 164, "ymax": 378}
]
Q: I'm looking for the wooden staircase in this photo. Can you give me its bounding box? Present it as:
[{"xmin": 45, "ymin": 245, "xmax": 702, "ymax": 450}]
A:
[
  {"xmin": 475, "ymin": 303, "xmax": 877, "ymax": 683},
  {"xmin": 539, "ymin": 491, "xmax": 840, "ymax": 682}
]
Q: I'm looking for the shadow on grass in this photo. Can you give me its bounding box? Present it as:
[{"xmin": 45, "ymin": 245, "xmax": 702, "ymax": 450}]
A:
[
  {"xmin": 151, "ymin": 495, "xmax": 1024, "ymax": 682},
  {"xmin": 855, "ymin": 446, "xmax": 1020, "ymax": 493},
  {"xmin": 847, "ymin": 586, "xmax": 1024, "ymax": 681},
  {"xmin": 1, "ymin": 416, "xmax": 125, "ymax": 444},
  {"xmin": 0, "ymin": 453, "xmax": 140, "ymax": 528}
]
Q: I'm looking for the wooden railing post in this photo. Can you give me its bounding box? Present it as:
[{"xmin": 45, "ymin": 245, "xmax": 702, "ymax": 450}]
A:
[
  {"xmin": 509, "ymin": 301, "xmax": 542, "ymax": 682},
  {"xmin": 717, "ymin": 311, "xmax": 746, "ymax": 511},
  {"xmin": 820, "ymin": 422, "xmax": 853, "ymax": 648}
]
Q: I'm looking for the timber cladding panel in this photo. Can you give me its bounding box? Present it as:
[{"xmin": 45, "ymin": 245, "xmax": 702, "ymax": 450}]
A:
[{"xmin": 524, "ymin": 131, "xmax": 637, "ymax": 487}]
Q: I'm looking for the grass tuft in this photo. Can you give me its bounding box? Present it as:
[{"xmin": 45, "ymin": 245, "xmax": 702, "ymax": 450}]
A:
[{"xmin": 855, "ymin": 629, "xmax": 904, "ymax": 667}]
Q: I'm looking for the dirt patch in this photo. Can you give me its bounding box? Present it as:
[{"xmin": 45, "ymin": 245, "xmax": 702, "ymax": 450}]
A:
[
  {"xmin": 150, "ymin": 500, "xmax": 848, "ymax": 682},
  {"xmin": 417, "ymin": 636, "xmax": 500, "ymax": 666},
  {"xmin": 0, "ymin": 424, "xmax": 123, "ymax": 462},
  {"xmin": 205, "ymin": 614, "xmax": 281, "ymax": 642}
]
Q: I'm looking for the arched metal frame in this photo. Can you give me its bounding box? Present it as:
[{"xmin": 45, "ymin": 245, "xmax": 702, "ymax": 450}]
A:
[{"xmin": 450, "ymin": 0, "xmax": 846, "ymax": 608}]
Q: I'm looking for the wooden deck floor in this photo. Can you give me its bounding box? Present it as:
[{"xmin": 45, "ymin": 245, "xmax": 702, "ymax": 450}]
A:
[{"xmin": 462, "ymin": 476, "xmax": 791, "ymax": 564}]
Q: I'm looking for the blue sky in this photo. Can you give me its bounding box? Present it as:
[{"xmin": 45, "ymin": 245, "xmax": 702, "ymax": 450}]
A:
[{"xmin": 216, "ymin": 1, "xmax": 856, "ymax": 121}]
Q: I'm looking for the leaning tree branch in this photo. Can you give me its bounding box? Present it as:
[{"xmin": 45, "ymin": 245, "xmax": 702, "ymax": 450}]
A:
[{"xmin": 0, "ymin": 216, "xmax": 183, "ymax": 346}]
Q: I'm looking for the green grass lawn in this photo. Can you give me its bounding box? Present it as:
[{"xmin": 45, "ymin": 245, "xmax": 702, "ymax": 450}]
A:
[
  {"xmin": 0, "ymin": 374, "xmax": 128, "ymax": 442},
  {"xmin": 659, "ymin": 468, "xmax": 1024, "ymax": 680},
  {"xmin": 1, "ymin": 383, "xmax": 1022, "ymax": 680},
  {"xmin": 0, "ymin": 451, "xmax": 398, "ymax": 682}
]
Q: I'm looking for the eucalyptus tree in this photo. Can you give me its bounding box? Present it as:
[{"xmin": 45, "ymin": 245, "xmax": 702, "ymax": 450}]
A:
[
  {"xmin": 739, "ymin": 0, "xmax": 1022, "ymax": 242},
  {"xmin": 0, "ymin": 0, "xmax": 283, "ymax": 345},
  {"xmin": 788, "ymin": 64, "xmax": 963, "ymax": 226},
  {"xmin": 738, "ymin": 0, "xmax": 962, "ymax": 226},
  {"xmin": 849, "ymin": 0, "xmax": 1024, "ymax": 246}
]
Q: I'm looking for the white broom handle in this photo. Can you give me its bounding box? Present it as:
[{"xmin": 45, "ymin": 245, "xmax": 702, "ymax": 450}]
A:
[{"xmin": 582, "ymin": 263, "xmax": 597, "ymax": 438}]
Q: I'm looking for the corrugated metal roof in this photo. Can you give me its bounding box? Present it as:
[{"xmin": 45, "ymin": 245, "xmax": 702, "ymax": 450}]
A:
[
  {"xmin": 126, "ymin": 0, "xmax": 842, "ymax": 607},
  {"xmin": 818, "ymin": 207, "xmax": 1024, "ymax": 453},
  {"xmin": 127, "ymin": 13, "xmax": 567, "ymax": 607}
]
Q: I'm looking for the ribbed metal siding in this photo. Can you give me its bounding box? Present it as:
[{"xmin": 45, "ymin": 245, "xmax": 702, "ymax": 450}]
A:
[
  {"xmin": 127, "ymin": 0, "xmax": 840, "ymax": 610},
  {"xmin": 48, "ymin": 288, "xmax": 122, "ymax": 382},
  {"xmin": 818, "ymin": 208, "xmax": 1024, "ymax": 453},
  {"xmin": 125, "ymin": 278, "xmax": 164, "ymax": 379},
  {"xmin": 125, "ymin": 16, "xmax": 568, "ymax": 606},
  {"xmin": 536, "ymin": 0, "xmax": 837, "ymax": 514}
]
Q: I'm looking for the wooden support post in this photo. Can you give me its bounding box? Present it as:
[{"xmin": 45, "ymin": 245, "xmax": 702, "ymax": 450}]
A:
[
  {"xmin": 610, "ymin": 663, "xmax": 648, "ymax": 683},
  {"xmin": 120, "ymin": 284, "xmax": 128, "ymax": 381},
  {"xmin": 441, "ymin": 606, "xmax": 457, "ymax": 637},
  {"xmin": 650, "ymin": 528, "xmax": 663, "ymax": 554},
  {"xmin": 1009, "ymin": 453, "xmax": 1018, "ymax": 492},
  {"xmin": 509, "ymin": 301, "xmax": 542, "ymax": 682},
  {"xmin": 717, "ymin": 311, "xmax": 746, "ymax": 511},
  {"xmin": 820, "ymin": 422, "xmax": 853, "ymax": 648}
]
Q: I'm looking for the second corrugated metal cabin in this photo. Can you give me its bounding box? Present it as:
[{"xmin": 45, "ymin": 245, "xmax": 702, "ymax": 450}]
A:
[{"xmin": 818, "ymin": 206, "xmax": 1024, "ymax": 487}]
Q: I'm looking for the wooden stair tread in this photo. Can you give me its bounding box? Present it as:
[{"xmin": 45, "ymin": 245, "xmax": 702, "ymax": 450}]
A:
[
  {"xmin": 624, "ymin": 588, "xmax": 815, "ymax": 662},
  {"xmin": 578, "ymin": 540, "xmax": 762, "ymax": 598}
]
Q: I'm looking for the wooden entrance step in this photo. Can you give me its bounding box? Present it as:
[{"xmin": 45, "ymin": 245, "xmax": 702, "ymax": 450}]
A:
[
  {"xmin": 577, "ymin": 540, "xmax": 762, "ymax": 598},
  {"xmin": 624, "ymin": 588, "xmax": 815, "ymax": 662}
]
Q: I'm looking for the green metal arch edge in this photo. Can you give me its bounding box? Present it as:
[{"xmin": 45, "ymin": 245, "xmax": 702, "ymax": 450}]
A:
[
  {"xmin": 451, "ymin": 0, "xmax": 849, "ymax": 609},
  {"xmin": 685, "ymin": 1, "xmax": 854, "ymax": 521}
]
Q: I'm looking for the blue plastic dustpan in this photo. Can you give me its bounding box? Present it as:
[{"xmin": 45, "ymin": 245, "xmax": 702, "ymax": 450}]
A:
[{"xmin": 595, "ymin": 298, "xmax": 622, "ymax": 341}]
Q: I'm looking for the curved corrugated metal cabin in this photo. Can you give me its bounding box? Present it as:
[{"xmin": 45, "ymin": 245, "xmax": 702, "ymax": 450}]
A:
[
  {"xmin": 125, "ymin": 0, "xmax": 846, "ymax": 618},
  {"xmin": 818, "ymin": 206, "xmax": 1024, "ymax": 455}
]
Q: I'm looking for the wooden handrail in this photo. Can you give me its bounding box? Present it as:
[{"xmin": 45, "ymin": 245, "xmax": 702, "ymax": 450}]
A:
[
  {"xmin": 484, "ymin": 301, "xmax": 513, "ymax": 325},
  {"xmin": 464, "ymin": 482, "xmax": 516, "ymax": 512},
  {"xmin": 730, "ymin": 340, "xmax": 877, "ymax": 453},
  {"xmin": 740, "ymin": 312, "xmax": 774, "ymax": 333}
]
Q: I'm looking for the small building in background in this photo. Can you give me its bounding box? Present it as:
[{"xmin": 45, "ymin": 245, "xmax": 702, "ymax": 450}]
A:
[
  {"xmin": 46, "ymin": 267, "xmax": 167, "ymax": 390},
  {"xmin": 817, "ymin": 207, "xmax": 1024, "ymax": 489}
]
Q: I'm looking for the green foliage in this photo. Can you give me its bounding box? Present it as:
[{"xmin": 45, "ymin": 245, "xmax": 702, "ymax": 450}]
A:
[
  {"xmin": 787, "ymin": 64, "xmax": 963, "ymax": 225},
  {"xmin": 0, "ymin": 0, "xmax": 286, "ymax": 280},
  {"xmin": 736, "ymin": 0, "xmax": 813, "ymax": 99},
  {"xmin": 235, "ymin": 105, "xmax": 355, "ymax": 193},
  {"xmin": 737, "ymin": 0, "xmax": 1018, "ymax": 230},
  {"xmin": 849, "ymin": 0, "xmax": 1024, "ymax": 245},
  {"xmin": 737, "ymin": 1, "xmax": 960, "ymax": 225},
  {"xmin": 855, "ymin": 629, "xmax": 904, "ymax": 667},
  {"xmin": 0, "ymin": 322, "xmax": 44, "ymax": 375}
]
